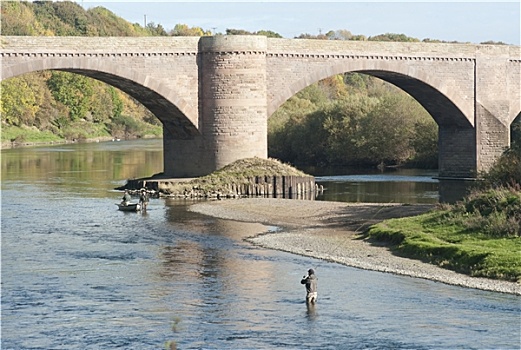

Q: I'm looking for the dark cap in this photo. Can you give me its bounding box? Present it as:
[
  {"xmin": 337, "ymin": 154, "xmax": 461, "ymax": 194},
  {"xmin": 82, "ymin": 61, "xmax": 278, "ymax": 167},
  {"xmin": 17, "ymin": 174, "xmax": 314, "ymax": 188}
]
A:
[{"xmin": 308, "ymin": 268, "xmax": 315, "ymax": 275}]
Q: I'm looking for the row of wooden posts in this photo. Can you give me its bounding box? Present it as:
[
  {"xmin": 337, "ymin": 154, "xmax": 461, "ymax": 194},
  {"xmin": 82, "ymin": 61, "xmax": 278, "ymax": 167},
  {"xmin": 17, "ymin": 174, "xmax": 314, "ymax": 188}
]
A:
[{"xmin": 124, "ymin": 175, "xmax": 322, "ymax": 199}]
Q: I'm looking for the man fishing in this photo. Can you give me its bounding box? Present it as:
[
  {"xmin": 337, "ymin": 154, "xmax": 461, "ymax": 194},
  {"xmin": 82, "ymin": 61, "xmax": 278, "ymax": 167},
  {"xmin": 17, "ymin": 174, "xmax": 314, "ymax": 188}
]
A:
[
  {"xmin": 139, "ymin": 188, "xmax": 149, "ymax": 211},
  {"xmin": 301, "ymin": 268, "xmax": 318, "ymax": 304}
]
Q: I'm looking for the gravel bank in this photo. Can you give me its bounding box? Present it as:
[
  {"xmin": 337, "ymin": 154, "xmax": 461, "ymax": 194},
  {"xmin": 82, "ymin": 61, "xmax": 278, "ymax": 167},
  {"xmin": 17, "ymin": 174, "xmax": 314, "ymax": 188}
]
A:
[{"xmin": 190, "ymin": 198, "xmax": 521, "ymax": 295}]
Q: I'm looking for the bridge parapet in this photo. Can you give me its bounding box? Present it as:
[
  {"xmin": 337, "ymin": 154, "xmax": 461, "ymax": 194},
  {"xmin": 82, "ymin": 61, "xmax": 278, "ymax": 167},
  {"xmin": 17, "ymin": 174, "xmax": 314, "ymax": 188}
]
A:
[
  {"xmin": 266, "ymin": 38, "xmax": 518, "ymax": 57},
  {"xmin": 1, "ymin": 36, "xmax": 200, "ymax": 53}
]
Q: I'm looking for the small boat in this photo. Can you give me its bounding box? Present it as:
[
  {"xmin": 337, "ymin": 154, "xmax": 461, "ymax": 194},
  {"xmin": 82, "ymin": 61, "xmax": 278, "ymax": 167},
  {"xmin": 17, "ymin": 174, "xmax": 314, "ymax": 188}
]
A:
[{"xmin": 116, "ymin": 202, "xmax": 141, "ymax": 212}]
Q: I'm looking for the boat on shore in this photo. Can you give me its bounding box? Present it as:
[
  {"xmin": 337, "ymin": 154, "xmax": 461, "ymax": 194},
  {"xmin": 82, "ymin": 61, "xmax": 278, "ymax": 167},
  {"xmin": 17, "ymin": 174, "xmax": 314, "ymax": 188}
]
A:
[{"xmin": 116, "ymin": 202, "xmax": 141, "ymax": 212}]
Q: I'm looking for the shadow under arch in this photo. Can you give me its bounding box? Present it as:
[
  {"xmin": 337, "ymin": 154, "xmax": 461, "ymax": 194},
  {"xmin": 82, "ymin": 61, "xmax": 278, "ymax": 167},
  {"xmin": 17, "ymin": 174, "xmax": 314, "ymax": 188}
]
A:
[
  {"xmin": 360, "ymin": 70, "xmax": 471, "ymax": 128},
  {"xmin": 511, "ymin": 111, "xmax": 521, "ymax": 148},
  {"xmin": 268, "ymin": 63, "xmax": 473, "ymax": 129},
  {"xmin": 3, "ymin": 60, "xmax": 200, "ymax": 139}
]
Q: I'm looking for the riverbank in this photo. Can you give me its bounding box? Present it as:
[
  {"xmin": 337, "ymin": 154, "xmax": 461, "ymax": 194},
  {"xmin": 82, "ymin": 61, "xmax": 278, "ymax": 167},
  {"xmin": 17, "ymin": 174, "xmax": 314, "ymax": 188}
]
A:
[
  {"xmin": 189, "ymin": 198, "xmax": 521, "ymax": 295},
  {"xmin": 0, "ymin": 135, "xmax": 160, "ymax": 150}
]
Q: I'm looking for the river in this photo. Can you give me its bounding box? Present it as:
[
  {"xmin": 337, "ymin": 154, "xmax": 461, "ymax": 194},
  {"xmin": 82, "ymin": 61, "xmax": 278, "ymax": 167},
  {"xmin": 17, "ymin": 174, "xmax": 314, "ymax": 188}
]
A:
[{"xmin": 1, "ymin": 139, "xmax": 519, "ymax": 349}]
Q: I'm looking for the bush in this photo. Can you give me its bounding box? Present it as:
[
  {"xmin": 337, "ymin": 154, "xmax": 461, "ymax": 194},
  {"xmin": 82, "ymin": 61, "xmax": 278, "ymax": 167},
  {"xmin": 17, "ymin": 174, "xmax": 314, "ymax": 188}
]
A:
[
  {"xmin": 458, "ymin": 188, "xmax": 521, "ymax": 237},
  {"xmin": 480, "ymin": 147, "xmax": 521, "ymax": 188}
]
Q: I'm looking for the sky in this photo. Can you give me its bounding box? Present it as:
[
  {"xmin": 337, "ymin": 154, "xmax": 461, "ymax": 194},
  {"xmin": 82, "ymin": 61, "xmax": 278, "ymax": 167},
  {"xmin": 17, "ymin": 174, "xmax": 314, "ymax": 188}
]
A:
[{"xmin": 77, "ymin": 1, "xmax": 520, "ymax": 45}]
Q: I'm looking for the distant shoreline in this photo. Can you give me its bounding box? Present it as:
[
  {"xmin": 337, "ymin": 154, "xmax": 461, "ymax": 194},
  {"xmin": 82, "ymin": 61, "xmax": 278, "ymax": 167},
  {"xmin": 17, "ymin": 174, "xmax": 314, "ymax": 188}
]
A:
[
  {"xmin": 190, "ymin": 198, "xmax": 521, "ymax": 295},
  {"xmin": 1, "ymin": 135, "xmax": 160, "ymax": 150}
]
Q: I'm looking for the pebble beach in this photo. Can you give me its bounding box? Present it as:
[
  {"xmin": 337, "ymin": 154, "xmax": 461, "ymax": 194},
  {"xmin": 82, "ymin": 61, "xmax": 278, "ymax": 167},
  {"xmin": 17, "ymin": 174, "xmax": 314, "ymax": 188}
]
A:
[{"xmin": 190, "ymin": 198, "xmax": 521, "ymax": 295}]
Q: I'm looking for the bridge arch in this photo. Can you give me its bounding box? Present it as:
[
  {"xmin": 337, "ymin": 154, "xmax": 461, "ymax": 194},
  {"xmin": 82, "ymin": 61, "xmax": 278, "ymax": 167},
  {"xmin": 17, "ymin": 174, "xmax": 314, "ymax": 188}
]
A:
[
  {"xmin": 2, "ymin": 58, "xmax": 200, "ymax": 139},
  {"xmin": 268, "ymin": 60, "xmax": 473, "ymax": 129}
]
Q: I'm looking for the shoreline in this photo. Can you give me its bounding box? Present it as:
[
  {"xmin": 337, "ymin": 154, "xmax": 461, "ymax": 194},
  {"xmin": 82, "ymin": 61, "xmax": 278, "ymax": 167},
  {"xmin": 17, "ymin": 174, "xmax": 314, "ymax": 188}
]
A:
[
  {"xmin": 1, "ymin": 135, "xmax": 160, "ymax": 150},
  {"xmin": 189, "ymin": 198, "xmax": 521, "ymax": 295}
]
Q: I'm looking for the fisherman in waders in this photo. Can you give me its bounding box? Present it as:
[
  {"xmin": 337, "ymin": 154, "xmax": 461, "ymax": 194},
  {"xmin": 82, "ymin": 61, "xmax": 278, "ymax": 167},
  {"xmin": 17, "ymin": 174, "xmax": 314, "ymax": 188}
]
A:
[
  {"xmin": 139, "ymin": 188, "xmax": 149, "ymax": 212},
  {"xmin": 301, "ymin": 268, "xmax": 317, "ymax": 304}
]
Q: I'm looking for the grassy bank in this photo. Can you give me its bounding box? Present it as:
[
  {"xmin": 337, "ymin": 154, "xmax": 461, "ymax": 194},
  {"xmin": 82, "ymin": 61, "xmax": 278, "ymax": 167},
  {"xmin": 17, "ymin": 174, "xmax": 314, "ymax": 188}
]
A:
[
  {"xmin": 1, "ymin": 124, "xmax": 162, "ymax": 149},
  {"xmin": 366, "ymin": 187, "xmax": 521, "ymax": 282},
  {"xmin": 1, "ymin": 125, "xmax": 63, "ymax": 145}
]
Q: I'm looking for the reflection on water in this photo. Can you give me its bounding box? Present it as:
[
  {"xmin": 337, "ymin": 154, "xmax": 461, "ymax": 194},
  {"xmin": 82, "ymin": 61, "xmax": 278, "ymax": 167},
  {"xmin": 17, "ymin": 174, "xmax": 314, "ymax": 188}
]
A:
[
  {"xmin": 312, "ymin": 168, "xmax": 474, "ymax": 204},
  {"xmin": 305, "ymin": 302, "xmax": 318, "ymax": 321},
  {"xmin": 314, "ymin": 169, "xmax": 440, "ymax": 204},
  {"xmin": 2, "ymin": 139, "xmax": 519, "ymax": 349},
  {"xmin": 438, "ymin": 178, "xmax": 476, "ymax": 204},
  {"xmin": 1, "ymin": 139, "xmax": 163, "ymax": 197}
]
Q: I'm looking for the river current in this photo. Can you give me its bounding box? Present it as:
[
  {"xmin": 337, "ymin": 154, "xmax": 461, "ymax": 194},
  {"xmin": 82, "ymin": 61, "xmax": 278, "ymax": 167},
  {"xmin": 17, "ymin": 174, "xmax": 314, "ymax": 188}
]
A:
[{"xmin": 1, "ymin": 139, "xmax": 519, "ymax": 349}]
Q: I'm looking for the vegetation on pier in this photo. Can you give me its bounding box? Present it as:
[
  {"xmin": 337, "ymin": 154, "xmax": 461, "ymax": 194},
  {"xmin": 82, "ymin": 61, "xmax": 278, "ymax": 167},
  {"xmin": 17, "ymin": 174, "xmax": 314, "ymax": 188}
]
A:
[{"xmin": 157, "ymin": 157, "xmax": 312, "ymax": 197}]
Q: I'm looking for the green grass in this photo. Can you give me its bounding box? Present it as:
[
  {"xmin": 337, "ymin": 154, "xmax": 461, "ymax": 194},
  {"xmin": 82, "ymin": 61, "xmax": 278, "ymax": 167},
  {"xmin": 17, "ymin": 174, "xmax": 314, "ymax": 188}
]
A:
[
  {"xmin": 1, "ymin": 122, "xmax": 162, "ymax": 145},
  {"xmin": 1, "ymin": 125, "xmax": 62, "ymax": 143},
  {"xmin": 61, "ymin": 121, "xmax": 111, "ymax": 141},
  {"xmin": 366, "ymin": 208, "xmax": 521, "ymax": 282}
]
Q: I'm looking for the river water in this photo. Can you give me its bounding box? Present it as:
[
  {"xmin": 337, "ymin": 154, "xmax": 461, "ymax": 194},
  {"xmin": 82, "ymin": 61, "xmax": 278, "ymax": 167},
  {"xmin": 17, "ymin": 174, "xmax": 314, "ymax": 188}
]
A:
[{"xmin": 1, "ymin": 139, "xmax": 519, "ymax": 350}]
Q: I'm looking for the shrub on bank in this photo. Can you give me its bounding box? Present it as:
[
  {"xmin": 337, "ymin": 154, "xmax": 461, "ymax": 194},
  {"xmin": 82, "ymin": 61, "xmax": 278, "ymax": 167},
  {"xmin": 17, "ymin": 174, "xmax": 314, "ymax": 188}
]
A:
[
  {"xmin": 479, "ymin": 147, "xmax": 521, "ymax": 189},
  {"xmin": 458, "ymin": 187, "xmax": 521, "ymax": 237}
]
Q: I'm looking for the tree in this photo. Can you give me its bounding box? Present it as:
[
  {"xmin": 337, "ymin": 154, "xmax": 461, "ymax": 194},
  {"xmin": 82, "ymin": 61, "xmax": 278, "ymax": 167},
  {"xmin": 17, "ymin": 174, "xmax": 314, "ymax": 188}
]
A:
[
  {"xmin": 322, "ymin": 94, "xmax": 379, "ymax": 165},
  {"xmin": 480, "ymin": 40, "xmax": 507, "ymax": 45},
  {"xmin": 87, "ymin": 6, "xmax": 150, "ymax": 36},
  {"xmin": 226, "ymin": 28, "xmax": 252, "ymax": 35},
  {"xmin": 295, "ymin": 33, "xmax": 328, "ymax": 40},
  {"xmin": 326, "ymin": 29, "xmax": 353, "ymax": 40},
  {"xmin": 354, "ymin": 92, "xmax": 434, "ymax": 166},
  {"xmin": 350, "ymin": 35, "xmax": 367, "ymax": 41},
  {"xmin": 1, "ymin": 1, "xmax": 51, "ymax": 35},
  {"xmin": 47, "ymin": 72, "xmax": 93, "ymax": 123},
  {"xmin": 1, "ymin": 77, "xmax": 39, "ymax": 126},
  {"xmin": 344, "ymin": 73, "xmax": 371, "ymax": 92},
  {"xmin": 47, "ymin": 1, "xmax": 88, "ymax": 35},
  {"xmin": 318, "ymin": 75, "xmax": 349, "ymax": 99},
  {"xmin": 227, "ymin": 28, "xmax": 283, "ymax": 37},
  {"xmin": 146, "ymin": 22, "xmax": 168, "ymax": 36},
  {"xmin": 369, "ymin": 33, "xmax": 420, "ymax": 42},
  {"xmin": 171, "ymin": 24, "xmax": 209, "ymax": 36},
  {"xmin": 255, "ymin": 30, "xmax": 282, "ymax": 38},
  {"xmin": 410, "ymin": 119, "xmax": 438, "ymax": 167}
]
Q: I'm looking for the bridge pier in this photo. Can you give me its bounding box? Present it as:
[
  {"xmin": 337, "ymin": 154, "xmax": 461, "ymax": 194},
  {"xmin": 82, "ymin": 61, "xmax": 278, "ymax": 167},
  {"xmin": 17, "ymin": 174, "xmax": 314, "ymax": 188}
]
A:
[
  {"xmin": 164, "ymin": 35, "xmax": 268, "ymax": 177},
  {"xmin": 475, "ymin": 105, "xmax": 511, "ymax": 175},
  {"xmin": 474, "ymin": 54, "xmax": 514, "ymax": 175},
  {"xmin": 438, "ymin": 52, "xmax": 515, "ymax": 180}
]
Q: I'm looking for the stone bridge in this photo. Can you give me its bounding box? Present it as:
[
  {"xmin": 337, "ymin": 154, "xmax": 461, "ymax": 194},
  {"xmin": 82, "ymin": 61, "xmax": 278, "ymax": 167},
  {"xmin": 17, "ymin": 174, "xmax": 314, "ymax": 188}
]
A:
[{"xmin": 2, "ymin": 36, "xmax": 520, "ymax": 179}]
